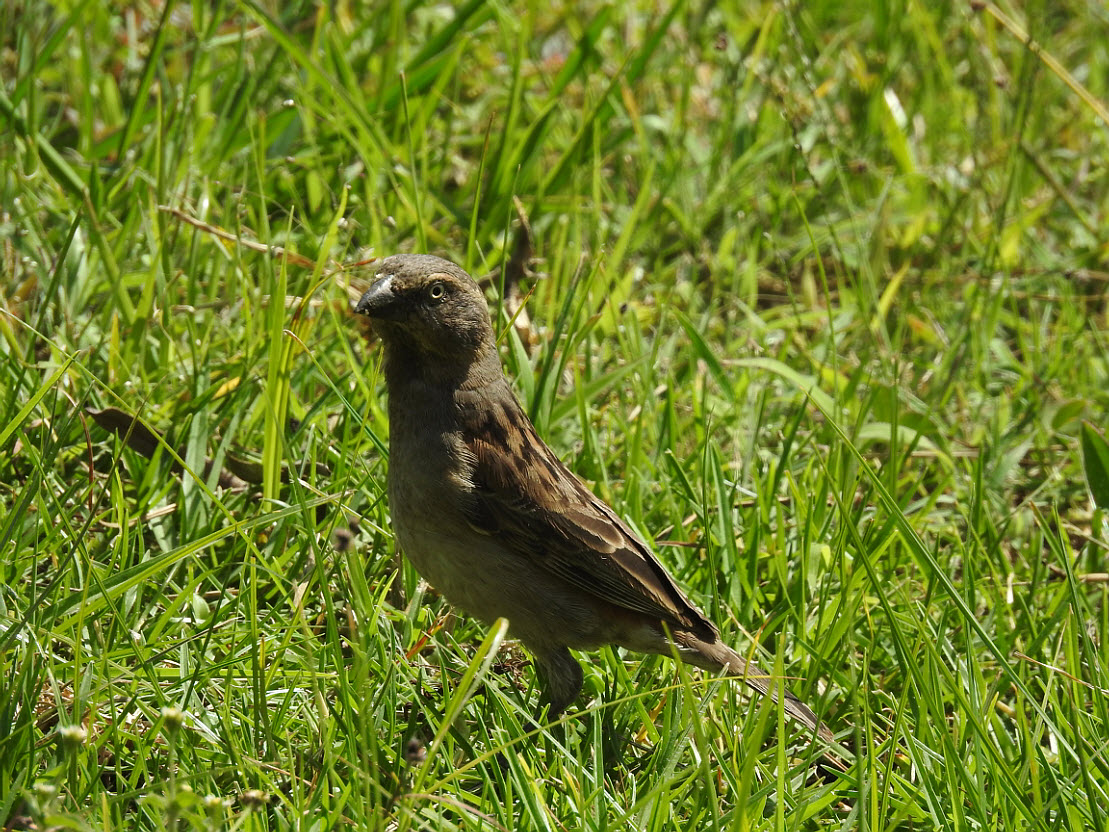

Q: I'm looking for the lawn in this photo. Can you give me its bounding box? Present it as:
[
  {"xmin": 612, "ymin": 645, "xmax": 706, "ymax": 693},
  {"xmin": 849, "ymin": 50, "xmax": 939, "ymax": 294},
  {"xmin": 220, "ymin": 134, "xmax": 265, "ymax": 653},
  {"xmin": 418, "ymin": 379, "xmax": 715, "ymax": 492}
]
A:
[{"xmin": 2, "ymin": 1, "xmax": 1108, "ymax": 829}]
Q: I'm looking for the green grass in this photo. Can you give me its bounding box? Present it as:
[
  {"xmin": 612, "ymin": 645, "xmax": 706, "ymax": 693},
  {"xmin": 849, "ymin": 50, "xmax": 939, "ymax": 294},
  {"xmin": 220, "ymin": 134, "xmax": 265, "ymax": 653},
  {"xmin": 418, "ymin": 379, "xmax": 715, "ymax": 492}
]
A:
[{"xmin": 3, "ymin": 0, "xmax": 1109, "ymax": 829}]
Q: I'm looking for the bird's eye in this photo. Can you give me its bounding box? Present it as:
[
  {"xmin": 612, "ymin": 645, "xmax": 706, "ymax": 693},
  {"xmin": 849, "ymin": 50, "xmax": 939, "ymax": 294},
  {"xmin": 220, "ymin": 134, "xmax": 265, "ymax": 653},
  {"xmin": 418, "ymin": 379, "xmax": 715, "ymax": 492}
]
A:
[{"xmin": 428, "ymin": 281, "xmax": 446, "ymax": 301}]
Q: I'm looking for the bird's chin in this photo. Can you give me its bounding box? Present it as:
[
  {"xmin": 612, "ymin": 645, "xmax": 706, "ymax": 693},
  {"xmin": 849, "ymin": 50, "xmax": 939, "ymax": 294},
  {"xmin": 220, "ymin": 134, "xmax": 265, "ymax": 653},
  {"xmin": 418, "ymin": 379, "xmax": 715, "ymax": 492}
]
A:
[{"xmin": 367, "ymin": 318, "xmax": 406, "ymax": 345}]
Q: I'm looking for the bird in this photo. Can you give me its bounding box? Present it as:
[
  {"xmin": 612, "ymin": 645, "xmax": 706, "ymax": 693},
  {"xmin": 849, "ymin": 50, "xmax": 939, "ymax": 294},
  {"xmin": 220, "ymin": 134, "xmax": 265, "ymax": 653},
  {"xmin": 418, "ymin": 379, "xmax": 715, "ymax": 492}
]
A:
[{"xmin": 355, "ymin": 253, "xmax": 842, "ymax": 754}]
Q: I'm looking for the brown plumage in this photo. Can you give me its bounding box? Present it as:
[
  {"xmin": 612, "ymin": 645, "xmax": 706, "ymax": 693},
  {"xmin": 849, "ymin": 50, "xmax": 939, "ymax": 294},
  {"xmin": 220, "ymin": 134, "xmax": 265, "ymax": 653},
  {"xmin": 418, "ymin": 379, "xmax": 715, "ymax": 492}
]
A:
[{"xmin": 355, "ymin": 253, "xmax": 843, "ymax": 758}]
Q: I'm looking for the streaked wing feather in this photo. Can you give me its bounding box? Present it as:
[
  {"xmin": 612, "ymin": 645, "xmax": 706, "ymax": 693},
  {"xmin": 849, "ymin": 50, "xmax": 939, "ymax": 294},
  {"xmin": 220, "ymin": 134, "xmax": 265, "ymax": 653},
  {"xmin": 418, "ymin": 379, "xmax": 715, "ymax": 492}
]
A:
[{"xmin": 462, "ymin": 401, "xmax": 716, "ymax": 638}]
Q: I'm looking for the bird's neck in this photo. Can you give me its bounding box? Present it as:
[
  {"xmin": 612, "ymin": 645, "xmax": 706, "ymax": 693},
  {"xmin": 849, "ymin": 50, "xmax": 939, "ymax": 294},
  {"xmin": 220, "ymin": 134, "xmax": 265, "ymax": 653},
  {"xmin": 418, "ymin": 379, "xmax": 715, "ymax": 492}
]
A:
[{"xmin": 382, "ymin": 340, "xmax": 507, "ymax": 407}]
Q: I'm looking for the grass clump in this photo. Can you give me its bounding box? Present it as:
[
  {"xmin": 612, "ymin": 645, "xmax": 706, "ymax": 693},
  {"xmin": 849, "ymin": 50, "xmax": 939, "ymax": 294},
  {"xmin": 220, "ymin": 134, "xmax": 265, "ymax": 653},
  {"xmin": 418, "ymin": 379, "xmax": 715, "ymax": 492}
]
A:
[{"xmin": 2, "ymin": 1, "xmax": 1108, "ymax": 829}]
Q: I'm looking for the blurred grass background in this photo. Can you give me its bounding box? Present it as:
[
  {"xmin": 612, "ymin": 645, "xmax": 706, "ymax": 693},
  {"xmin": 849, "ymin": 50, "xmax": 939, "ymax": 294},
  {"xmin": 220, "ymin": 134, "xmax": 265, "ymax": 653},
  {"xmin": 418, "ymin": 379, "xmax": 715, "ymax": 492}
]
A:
[{"xmin": 2, "ymin": 0, "xmax": 1109, "ymax": 829}]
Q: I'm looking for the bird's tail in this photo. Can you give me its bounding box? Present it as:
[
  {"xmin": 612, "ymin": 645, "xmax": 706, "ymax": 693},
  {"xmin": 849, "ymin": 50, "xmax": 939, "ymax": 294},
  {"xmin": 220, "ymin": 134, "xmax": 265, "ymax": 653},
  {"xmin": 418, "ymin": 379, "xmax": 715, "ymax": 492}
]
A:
[{"xmin": 674, "ymin": 631, "xmax": 846, "ymax": 763}]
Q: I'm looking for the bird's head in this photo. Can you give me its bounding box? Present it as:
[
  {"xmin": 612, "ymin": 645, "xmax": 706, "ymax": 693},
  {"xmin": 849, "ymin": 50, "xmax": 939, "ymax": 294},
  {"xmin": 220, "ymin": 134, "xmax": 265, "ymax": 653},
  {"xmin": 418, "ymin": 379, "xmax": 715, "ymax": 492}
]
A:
[{"xmin": 355, "ymin": 254, "xmax": 496, "ymax": 357}]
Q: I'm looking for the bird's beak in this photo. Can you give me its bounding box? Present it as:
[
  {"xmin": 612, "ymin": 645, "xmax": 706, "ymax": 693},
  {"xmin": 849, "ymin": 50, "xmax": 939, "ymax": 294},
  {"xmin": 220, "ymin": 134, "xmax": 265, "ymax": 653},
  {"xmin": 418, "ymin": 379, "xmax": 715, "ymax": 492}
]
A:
[{"xmin": 355, "ymin": 275, "xmax": 397, "ymax": 319}]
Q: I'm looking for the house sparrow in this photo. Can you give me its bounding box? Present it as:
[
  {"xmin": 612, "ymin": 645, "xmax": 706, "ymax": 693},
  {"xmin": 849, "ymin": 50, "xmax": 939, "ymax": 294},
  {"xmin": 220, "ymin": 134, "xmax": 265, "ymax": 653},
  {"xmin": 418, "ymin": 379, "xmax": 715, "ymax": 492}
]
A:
[{"xmin": 355, "ymin": 253, "xmax": 840, "ymax": 750}]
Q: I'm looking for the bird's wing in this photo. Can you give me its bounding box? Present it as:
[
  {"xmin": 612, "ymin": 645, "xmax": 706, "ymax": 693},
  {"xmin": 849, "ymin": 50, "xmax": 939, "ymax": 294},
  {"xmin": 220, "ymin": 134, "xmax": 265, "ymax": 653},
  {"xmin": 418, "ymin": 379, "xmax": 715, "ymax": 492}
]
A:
[{"xmin": 460, "ymin": 397, "xmax": 718, "ymax": 640}]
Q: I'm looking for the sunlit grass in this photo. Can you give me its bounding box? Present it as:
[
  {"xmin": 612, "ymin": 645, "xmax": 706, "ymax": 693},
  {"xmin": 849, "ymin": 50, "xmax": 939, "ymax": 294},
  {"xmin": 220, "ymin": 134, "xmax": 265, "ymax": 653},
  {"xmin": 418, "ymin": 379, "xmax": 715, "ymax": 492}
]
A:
[{"xmin": 2, "ymin": 1, "xmax": 1108, "ymax": 829}]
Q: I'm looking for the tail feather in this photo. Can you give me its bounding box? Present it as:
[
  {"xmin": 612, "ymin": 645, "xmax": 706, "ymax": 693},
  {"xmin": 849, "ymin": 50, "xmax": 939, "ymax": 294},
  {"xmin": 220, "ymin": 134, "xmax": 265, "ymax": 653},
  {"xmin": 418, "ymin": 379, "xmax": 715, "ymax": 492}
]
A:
[{"xmin": 674, "ymin": 632, "xmax": 847, "ymax": 767}]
